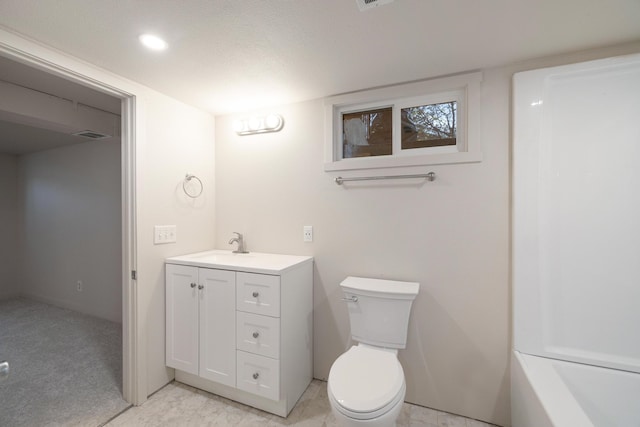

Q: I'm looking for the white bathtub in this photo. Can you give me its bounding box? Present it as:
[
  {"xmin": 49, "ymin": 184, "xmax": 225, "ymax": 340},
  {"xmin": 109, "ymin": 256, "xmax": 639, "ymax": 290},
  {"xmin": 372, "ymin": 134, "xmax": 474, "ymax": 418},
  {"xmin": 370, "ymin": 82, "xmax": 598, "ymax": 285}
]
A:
[{"xmin": 511, "ymin": 351, "xmax": 640, "ymax": 427}]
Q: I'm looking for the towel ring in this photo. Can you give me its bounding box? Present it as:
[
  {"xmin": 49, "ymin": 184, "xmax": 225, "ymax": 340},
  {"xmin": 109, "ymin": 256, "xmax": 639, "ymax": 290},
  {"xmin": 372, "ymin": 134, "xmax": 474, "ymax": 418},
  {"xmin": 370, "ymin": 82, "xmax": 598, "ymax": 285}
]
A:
[{"xmin": 183, "ymin": 174, "xmax": 203, "ymax": 198}]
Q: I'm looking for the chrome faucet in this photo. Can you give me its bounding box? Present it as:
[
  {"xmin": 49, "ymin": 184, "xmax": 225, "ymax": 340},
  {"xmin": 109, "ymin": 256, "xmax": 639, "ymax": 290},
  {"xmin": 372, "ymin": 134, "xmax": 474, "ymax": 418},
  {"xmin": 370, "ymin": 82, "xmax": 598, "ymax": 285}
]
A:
[{"xmin": 228, "ymin": 232, "xmax": 249, "ymax": 254}]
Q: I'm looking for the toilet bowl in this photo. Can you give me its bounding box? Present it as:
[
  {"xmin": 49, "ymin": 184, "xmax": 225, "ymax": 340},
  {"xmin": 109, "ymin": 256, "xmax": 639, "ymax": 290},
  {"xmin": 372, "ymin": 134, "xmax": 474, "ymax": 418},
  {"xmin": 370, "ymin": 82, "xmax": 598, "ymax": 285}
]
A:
[
  {"xmin": 327, "ymin": 276, "xmax": 419, "ymax": 427},
  {"xmin": 328, "ymin": 345, "xmax": 406, "ymax": 426}
]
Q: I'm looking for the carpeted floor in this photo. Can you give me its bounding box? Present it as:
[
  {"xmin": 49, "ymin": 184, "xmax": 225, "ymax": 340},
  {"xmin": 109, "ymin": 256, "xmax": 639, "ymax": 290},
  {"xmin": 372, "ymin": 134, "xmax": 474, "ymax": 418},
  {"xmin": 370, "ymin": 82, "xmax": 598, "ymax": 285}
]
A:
[{"xmin": 0, "ymin": 298, "xmax": 130, "ymax": 426}]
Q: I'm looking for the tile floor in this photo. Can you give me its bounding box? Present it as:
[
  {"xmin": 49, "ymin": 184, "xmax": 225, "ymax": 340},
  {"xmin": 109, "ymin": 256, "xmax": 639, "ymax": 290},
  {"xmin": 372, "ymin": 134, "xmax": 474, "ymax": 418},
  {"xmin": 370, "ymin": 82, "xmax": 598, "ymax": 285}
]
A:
[{"xmin": 106, "ymin": 380, "xmax": 496, "ymax": 427}]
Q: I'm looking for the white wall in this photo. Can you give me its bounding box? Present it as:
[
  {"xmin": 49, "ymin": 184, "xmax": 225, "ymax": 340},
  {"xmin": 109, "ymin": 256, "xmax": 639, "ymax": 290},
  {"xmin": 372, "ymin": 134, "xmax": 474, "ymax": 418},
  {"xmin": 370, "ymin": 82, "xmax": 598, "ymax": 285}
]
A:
[
  {"xmin": 216, "ymin": 95, "xmax": 511, "ymax": 424},
  {"xmin": 18, "ymin": 140, "xmax": 122, "ymax": 322},
  {"xmin": 135, "ymin": 90, "xmax": 217, "ymax": 393},
  {"xmin": 0, "ymin": 153, "xmax": 20, "ymax": 299},
  {"xmin": 215, "ymin": 41, "xmax": 640, "ymax": 426}
]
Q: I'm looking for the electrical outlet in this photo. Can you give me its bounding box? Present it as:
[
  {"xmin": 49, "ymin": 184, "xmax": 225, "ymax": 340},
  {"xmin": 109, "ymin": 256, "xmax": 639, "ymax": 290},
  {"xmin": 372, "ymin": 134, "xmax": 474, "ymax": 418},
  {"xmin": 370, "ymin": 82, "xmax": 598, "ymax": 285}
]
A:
[
  {"xmin": 77, "ymin": 280, "xmax": 83, "ymax": 292},
  {"xmin": 154, "ymin": 225, "xmax": 177, "ymax": 244},
  {"xmin": 303, "ymin": 225, "xmax": 313, "ymax": 242}
]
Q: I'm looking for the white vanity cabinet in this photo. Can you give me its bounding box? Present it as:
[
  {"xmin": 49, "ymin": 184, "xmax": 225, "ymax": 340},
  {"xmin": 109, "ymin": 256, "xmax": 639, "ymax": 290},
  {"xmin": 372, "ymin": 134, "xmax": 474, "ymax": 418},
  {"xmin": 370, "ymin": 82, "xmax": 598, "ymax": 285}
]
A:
[
  {"xmin": 165, "ymin": 250, "xmax": 313, "ymax": 417},
  {"xmin": 165, "ymin": 265, "xmax": 236, "ymax": 387}
]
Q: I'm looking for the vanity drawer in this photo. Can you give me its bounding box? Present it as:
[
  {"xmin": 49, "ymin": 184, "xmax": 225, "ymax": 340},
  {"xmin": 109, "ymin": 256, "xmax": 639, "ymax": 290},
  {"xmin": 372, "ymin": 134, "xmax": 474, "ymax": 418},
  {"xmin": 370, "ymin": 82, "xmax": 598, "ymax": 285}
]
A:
[
  {"xmin": 236, "ymin": 272, "xmax": 280, "ymax": 317},
  {"xmin": 237, "ymin": 312, "xmax": 280, "ymax": 359},
  {"xmin": 236, "ymin": 350, "xmax": 280, "ymax": 401}
]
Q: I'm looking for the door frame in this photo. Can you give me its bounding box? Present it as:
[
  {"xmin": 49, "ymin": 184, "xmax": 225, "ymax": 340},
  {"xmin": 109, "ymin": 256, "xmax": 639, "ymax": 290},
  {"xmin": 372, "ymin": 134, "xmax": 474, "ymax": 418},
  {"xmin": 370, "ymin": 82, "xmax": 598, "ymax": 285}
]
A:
[{"xmin": 0, "ymin": 40, "xmax": 143, "ymax": 404}]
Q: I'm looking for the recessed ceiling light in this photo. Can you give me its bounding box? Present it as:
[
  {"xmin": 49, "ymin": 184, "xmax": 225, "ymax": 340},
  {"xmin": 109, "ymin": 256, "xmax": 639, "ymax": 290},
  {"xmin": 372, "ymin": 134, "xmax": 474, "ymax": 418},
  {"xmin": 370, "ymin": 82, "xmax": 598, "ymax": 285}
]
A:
[
  {"xmin": 139, "ymin": 34, "xmax": 168, "ymax": 51},
  {"xmin": 356, "ymin": 0, "xmax": 394, "ymax": 11}
]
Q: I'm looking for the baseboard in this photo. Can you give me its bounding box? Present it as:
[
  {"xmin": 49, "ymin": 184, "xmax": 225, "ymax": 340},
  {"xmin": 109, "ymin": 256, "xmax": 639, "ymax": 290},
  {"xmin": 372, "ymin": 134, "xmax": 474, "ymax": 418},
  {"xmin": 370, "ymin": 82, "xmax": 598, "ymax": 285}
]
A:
[{"xmin": 20, "ymin": 291, "xmax": 122, "ymax": 323}]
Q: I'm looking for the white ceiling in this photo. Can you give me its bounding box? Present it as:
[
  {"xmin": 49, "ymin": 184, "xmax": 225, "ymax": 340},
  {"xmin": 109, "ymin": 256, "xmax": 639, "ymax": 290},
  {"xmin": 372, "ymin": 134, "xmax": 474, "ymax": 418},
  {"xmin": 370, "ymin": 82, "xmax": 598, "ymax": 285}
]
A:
[{"xmin": 0, "ymin": 0, "xmax": 639, "ymax": 115}]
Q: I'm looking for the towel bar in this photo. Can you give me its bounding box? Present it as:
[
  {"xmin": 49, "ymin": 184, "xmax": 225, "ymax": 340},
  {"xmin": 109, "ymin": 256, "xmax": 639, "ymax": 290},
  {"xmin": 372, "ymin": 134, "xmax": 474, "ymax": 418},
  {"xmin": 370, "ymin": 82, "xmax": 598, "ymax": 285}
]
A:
[{"xmin": 335, "ymin": 172, "xmax": 435, "ymax": 185}]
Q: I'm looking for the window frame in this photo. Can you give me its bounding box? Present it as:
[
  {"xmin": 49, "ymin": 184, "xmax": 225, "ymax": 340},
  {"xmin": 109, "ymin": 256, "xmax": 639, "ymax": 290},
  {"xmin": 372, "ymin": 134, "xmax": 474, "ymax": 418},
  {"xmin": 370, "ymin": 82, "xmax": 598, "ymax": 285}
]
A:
[{"xmin": 324, "ymin": 72, "xmax": 482, "ymax": 171}]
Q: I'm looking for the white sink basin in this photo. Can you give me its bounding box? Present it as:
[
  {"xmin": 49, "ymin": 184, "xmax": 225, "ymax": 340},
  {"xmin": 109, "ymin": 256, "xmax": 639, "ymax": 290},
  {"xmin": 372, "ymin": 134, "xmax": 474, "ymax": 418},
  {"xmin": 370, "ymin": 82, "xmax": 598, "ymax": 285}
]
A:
[
  {"xmin": 189, "ymin": 252, "xmax": 255, "ymax": 261},
  {"xmin": 166, "ymin": 249, "xmax": 312, "ymax": 274}
]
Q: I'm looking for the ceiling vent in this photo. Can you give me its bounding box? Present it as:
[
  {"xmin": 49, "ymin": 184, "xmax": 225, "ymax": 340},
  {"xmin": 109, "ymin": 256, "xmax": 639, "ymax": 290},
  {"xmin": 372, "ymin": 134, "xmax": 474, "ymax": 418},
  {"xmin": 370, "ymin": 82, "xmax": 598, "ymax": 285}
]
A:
[
  {"xmin": 356, "ymin": 0, "xmax": 394, "ymax": 11},
  {"xmin": 72, "ymin": 130, "xmax": 111, "ymax": 140}
]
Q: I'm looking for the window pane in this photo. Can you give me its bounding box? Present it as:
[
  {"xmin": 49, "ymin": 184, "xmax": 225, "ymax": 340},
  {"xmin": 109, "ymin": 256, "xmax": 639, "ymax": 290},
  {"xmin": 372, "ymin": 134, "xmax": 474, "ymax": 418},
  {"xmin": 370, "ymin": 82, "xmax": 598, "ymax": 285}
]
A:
[
  {"xmin": 401, "ymin": 101, "xmax": 457, "ymax": 149},
  {"xmin": 342, "ymin": 107, "xmax": 392, "ymax": 158}
]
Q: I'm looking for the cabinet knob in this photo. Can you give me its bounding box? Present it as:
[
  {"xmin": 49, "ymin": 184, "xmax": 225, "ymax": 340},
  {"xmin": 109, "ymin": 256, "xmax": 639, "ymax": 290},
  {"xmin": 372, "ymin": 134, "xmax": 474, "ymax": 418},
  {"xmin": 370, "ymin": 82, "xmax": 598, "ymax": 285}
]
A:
[
  {"xmin": 190, "ymin": 283, "xmax": 196, "ymax": 288},
  {"xmin": 252, "ymin": 291, "xmax": 259, "ymax": 298},
  {"xmin": 252, "ymin": 331, "xmax": 259, "ymax": 339},
  {"xmin": 198, "ymin": 284, "xmax": 204, "ymax": 290},
  {"xmin": 252, "ymin": 372, "xmax": 259, "ymax": 380}
]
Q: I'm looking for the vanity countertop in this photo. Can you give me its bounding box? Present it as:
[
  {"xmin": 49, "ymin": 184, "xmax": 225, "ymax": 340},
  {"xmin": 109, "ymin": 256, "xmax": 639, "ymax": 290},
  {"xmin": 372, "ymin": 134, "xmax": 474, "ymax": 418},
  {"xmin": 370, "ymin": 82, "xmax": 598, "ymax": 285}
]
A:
[{"xmin": 166, "ymin": 249, "xmax": 312, "ymax": 275}]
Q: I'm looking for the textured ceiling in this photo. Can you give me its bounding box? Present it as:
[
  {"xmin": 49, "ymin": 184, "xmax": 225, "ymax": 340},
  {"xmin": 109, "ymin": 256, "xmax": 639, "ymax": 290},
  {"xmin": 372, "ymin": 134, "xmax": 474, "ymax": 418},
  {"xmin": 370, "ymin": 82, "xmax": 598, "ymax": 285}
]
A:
[{"xmin": 0, "ymin": 0, "xmax": 639, "ymax": 115}]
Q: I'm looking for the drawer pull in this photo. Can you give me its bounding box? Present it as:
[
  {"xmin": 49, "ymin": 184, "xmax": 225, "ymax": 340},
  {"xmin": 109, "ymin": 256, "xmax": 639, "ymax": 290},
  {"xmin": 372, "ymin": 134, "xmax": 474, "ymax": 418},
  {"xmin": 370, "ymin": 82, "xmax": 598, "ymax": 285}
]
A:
[
  {"xmin": 252, "ymin": 372, "xmax": 259, "ymax": 380},
  {"xmin": 198, "ymin": 284, "xmax": 204, "ymax": 290},
  {"xmin": 190, "ymin": 282, "xmax": 197, "ymax": 288},
  {"xmin": 252, "ymin": 331, "xmax": 259, "ymax": 339},
  {"xmin": 252, "ymin": 291, "xmax": 259, "ymax": 298}
]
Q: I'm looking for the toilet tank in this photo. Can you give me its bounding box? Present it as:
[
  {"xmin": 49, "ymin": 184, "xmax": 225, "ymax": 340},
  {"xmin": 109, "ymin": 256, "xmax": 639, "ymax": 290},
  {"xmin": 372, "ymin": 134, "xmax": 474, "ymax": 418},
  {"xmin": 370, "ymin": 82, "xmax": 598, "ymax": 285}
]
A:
[{"xmin": 341, "ymin": 276, "xmax": 419, "ymax": 349}]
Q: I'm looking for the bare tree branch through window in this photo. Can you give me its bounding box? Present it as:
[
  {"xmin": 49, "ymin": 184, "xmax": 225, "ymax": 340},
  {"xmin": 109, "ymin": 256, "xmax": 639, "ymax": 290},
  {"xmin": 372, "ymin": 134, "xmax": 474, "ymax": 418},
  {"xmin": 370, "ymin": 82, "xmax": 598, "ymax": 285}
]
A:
[{"xmin": 401, "ymin": 101, "xmax": 457, "ymax": 149}]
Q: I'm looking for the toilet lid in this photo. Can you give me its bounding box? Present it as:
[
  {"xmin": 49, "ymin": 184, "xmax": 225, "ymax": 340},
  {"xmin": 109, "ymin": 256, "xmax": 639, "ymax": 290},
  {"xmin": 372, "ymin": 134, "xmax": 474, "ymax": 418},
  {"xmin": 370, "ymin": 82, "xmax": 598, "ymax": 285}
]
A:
[{"xmin": 328, "ymin": 345, "xmax": 404, "ymax": 414}]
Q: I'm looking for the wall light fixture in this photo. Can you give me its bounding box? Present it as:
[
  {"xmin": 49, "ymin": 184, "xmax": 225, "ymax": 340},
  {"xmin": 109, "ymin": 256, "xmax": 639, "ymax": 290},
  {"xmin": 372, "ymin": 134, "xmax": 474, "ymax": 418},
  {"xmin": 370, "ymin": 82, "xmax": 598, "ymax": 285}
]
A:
[{"xmin": 233, "ymin": 114, "xmax": 284, "ymax": 135}]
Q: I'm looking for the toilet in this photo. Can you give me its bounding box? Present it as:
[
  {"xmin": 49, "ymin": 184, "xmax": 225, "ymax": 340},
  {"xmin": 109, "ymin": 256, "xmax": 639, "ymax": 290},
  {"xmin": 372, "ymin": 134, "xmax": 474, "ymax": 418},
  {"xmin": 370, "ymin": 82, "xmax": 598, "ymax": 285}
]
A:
[{"xmin": 327, "ymin": 276, "xmax": 419, "ymax": 427}]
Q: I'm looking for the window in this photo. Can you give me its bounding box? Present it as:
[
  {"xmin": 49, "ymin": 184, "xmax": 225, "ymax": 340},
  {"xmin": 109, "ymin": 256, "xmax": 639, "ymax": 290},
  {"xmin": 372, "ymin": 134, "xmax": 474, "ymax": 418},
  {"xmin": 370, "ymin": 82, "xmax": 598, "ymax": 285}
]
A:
[
  {"xmin": 324, "ymin": 72, "xmax": 482, "ymax": 171},
  {"xmin": 342, "ymin": 107, "xmax": 392, "ymax": 158},
  {"xmin": 401, "ymin": 101, "xmax": 456, "ymax": 150}
]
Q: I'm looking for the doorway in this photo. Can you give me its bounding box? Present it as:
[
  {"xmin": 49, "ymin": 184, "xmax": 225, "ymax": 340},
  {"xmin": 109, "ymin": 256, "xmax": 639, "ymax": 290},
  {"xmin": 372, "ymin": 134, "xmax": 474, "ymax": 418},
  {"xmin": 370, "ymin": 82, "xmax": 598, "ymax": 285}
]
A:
[{"xmin": 0, "ymin": 43, "xmax": 139, "ymax": 418}]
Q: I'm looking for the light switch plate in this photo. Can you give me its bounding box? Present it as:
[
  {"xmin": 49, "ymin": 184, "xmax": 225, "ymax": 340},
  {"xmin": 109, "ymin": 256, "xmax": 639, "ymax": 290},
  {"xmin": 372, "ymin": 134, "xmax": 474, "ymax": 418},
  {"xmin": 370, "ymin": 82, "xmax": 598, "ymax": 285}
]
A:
[{"xmin": 154, "ymin": 225, "xmax": 177, "ymax": 244}]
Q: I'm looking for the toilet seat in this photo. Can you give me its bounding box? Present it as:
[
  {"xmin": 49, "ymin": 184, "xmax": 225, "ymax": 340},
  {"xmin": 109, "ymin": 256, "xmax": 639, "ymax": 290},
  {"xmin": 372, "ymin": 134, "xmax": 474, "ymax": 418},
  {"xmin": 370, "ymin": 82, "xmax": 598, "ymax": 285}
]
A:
[{"xmin": 328, "ymin": 345, "xmax": 405, "ymax": 420}]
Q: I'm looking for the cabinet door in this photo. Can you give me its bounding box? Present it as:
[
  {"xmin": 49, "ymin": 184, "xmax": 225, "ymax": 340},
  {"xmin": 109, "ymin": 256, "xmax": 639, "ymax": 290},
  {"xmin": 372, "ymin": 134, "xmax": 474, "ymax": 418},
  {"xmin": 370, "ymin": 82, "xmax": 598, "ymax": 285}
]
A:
[
  {"xmin": 166, "ymin": 264, "xmax": 199, "ymax": 375},
  {"xmin": 199, "ymin": 268, "xmax": 237, "ymax": 387}
]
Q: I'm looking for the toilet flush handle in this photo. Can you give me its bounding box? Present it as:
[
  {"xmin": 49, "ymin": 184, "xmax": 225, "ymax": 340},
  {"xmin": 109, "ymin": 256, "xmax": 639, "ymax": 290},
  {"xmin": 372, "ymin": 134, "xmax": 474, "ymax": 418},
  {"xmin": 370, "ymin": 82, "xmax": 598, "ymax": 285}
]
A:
[{"xmin": 341, "ymin": 295, "xmax": 358, "ymax": 303}]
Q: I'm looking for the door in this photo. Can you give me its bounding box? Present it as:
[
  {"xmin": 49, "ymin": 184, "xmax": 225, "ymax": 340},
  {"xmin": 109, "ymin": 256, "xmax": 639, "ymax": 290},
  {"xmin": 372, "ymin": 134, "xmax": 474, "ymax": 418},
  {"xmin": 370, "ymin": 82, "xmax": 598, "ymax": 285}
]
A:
[
  {"xmin": 199, "ymin": 268, "xmax": 237, "ymax": 386},
  {"xmin": 165, "ymin": 264, "xmax": 199, "ymax": 375}
]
